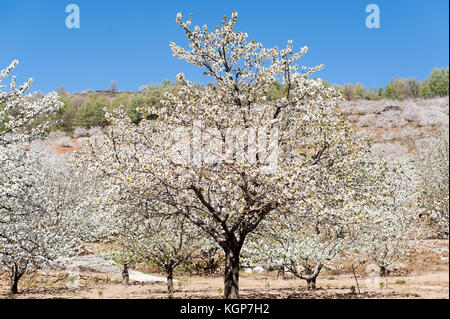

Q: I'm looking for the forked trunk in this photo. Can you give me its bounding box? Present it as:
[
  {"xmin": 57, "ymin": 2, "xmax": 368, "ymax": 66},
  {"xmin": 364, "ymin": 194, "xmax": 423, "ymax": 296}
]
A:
[
  {"xmin": 306, "ymin": 277, "xmax": 317, "ymax": 290},
  {"xmin": 224, "ymin": 248, "xmax": 240, "ymax": 299}
]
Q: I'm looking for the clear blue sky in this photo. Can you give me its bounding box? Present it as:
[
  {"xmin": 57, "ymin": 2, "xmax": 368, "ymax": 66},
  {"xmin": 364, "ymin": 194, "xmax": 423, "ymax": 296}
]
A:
[{"xmin": 0, "ymin": 0, "xmax": 448, "ymax": 93}]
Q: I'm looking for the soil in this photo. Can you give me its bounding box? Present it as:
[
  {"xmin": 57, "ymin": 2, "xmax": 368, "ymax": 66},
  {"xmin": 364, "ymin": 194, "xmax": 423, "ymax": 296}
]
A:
[{"xmin": 1, "ymin": 240, "xmax": 448, "ymax": 299}]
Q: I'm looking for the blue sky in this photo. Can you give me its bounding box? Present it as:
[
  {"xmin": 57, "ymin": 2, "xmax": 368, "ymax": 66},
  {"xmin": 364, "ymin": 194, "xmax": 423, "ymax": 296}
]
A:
[{"xmin": 0, "ymin": 0, "xmax": 448, "ymax": 93}]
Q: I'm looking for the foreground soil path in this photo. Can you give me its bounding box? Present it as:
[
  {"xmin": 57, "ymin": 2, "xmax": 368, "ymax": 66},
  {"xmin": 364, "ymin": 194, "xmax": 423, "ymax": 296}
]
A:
[{"xmin": 1, "ymin": 270, "xmax": 448, "ymax": 299}]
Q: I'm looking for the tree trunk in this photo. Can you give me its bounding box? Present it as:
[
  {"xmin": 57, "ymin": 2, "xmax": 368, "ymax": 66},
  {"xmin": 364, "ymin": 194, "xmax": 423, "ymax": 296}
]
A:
[
  {"xmin": 380, "ymin": 265, "xmax": 388, "ymax": 277},
  {"xmin": 277, "ymin": 265, "xmax": 285, "ymax": 280},
  {"xmin": 167, "ymin": 269, "xmax": 174, "ymax": 297},
  {"xmin": 10, "ymin": 277, "xmax": 19, "ymax": 294},
  {"xmin": 224, "ymin": 248, "xmax": 240, "ymax": 299},
  {"xmin": 306, "ymin": 277, "xmax": 317, "ymax": 290},
  {"xmin": 122, "ymin": 263, "xmax": 129, "ymax": 285},
  {"xmin": 10, "ymin": 270, "xmax": 23, "ymax": 294}
]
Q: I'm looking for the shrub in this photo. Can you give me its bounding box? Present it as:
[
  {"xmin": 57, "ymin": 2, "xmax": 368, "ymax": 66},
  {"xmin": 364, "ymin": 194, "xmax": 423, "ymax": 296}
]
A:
[
  {"xmin": 75, "ymin": 96, "xmax": 110, "ymax": 128},
  {"xmin": 428, "ymin": 67, "xmax": 449, "ymax": 97},
  {"xmin": 397, "ymin": 127, "xmax": 420, "ymax": 140},
  {"xmin": 88, "ymin": 126, "xmax": 102, "ymax": 136},
  {"xmin": 414, "ymin": 138, "xmax": 432, "ymax": 153},
  {"xmin": 346, "ymin": 115, "xmax": 359, "ymax": 123},
  {"xmin": 355, "ymin": 130, "xmax": 376, "ymax": 141},
  {"xmin": 126, "ymin": 95, "xmax": 146, "ymax": 124},
  {"xmin": 49, "ymin": 95, "xmax": 77, "ymax": 133}
]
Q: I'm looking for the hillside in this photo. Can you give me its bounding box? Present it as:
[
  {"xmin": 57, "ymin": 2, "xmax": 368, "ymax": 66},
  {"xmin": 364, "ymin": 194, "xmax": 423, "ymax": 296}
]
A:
[
  {"xmin": 32, "ymin": 96, "xmax": 449, "ymax": 160},
  {"xmin": 340, "ymin": 97, "xmax": 449, "ymax": 159}
]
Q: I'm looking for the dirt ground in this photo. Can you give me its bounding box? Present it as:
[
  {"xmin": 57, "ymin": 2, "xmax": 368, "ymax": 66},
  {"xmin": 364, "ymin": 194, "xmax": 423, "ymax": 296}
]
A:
[{"xmin": 1, "ymin": 241, "xmax": 448, "ymax": 299}]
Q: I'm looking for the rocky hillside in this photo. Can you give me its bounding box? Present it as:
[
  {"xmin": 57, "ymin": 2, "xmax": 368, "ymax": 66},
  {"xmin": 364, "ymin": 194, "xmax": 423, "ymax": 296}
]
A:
[
  {"xmin": 28, "ymin": 97, "xmax": 449, "ymax": 161},
  {"xmin": 340, "ymin": 97, "xmax": 449, "ymax": 159}
]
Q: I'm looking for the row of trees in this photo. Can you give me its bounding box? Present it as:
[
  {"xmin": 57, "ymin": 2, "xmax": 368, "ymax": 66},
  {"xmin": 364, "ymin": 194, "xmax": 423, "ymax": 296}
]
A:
[
  {"xmin": 332, "ymin": 67, "xmax": 449, "ymax": 101},
  {"xmin": 1, "ymin": 13, "xmax": 448, "ymax": 298},
  {"xmin": 50, "ymin": 69, "xmax": 449, "ymax": 134}
]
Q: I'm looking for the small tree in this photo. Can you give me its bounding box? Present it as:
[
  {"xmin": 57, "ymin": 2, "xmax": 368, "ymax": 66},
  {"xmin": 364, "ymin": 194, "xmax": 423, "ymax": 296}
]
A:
[
  {"xmin": 75, "ymin": 95, "xmax": 109, "ymax": 128},
  {"xmin": 420, "ymin": 79, "xmax": 433, "ymax": 98},
  {"xmin": 343, "ymin": 83, "xmax": 354, "ymax": 100},
  {"xmin": 78, "ymin": 120, "xmax": 205, "ymax": 295},
  {"xmin": 102, "ymin": 198, "xmax": 204, "ymax": 295},
  {"xmin": 358, "ymin": 162, "xmax": 425, "ymax": 277},
  {"xmin": 244, "ymin": 147, "xmax": 384, "ymax": 290},
  {"xmin": 110, "ymin": 80, "xmax": 118, "ymax": 94},
  {"xmin": 390, "ymin": 78, "xmax": 409, "ymax": 100},
  {"xmin": 245, "ymin": 215, "xmax": 352, "ymax": 290},
  {"xmin": 139, "ymin": 214, "xmax": 204, "ymax": 296},
  {"xmin": 428, "ymin": 67, "xmax": 449, "ymax": 97},
  {"xmin": 376, "ymin": 87, "xmax": 384, "ymax": 99},
  {"xmin": 353, "ymin": 83, "xmax": 366, "ymax": 99},
  {"xmin": 406, "ymin": 78, "xmax": 421, "ymax": 98}
]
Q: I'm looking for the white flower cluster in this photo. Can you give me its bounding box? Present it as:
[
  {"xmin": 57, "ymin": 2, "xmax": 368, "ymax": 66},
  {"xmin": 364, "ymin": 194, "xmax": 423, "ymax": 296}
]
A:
[
  {"xmin": 0, "ymin": 61, "xmax": 103, "ymax": 293},
  {"xmin": 0, "ymin": 149, "xmax": 102, "ymax": 292},
  {"xmin": 0, "ymin": 60, "xmax": 63, "ymax": 146}
]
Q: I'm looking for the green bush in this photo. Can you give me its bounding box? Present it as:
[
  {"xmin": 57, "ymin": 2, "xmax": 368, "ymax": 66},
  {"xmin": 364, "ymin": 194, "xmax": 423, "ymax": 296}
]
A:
[
  {"xmin": 52, "ymin": 96, "xmax": 77, "ymax": 132},
  {"xmin": 267, "ymin": 80, "xmax": 284, "ymax": 100},
  {"xmin": 353, "ymin": 83, "xmax": 366, "ymax": 99},
  {"xmin": 126, "ymin": 95, "xmax": 146, "ymax": 124},
  {"xmin": 428, "ymin": 67, "xmax": 449, "ymax": 97},
  {"xmin": 385, "ymin": 78, "xmax": 409, "ymax": 100},
  {"xmin": 420, "ymin": 79, "xmax": 433, "ymax": 98},
  {"xmin": 75, "ymin": 96, "xmax": 110, "ymax": 128}
]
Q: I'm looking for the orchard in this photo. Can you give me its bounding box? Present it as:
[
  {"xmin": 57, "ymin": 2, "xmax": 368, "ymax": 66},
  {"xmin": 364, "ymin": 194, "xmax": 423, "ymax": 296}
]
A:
[{"xmin": 0, "ymin": 12, "xmax": 448, "ymax": 299}]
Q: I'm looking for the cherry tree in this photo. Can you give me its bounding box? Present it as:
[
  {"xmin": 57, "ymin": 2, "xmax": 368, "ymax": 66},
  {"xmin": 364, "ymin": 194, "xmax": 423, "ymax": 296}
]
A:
[
  {"xmin": 243, "ymin": 146, "xmax": 385, "ymax": 290},
  {"xmin": 85, "ymin": 11, "xmax": 385, "ymax": 298},
  {"xmin": 0, "ymin": 60, "xmax": 95, "ymax": 293},
  {"xmin": 77, "ymin": 121, "xmax": 207, "ymax": 295},
  {"xmin": 244, "ymin": 215, "xmax": 351, "ymax": 290},
  {"xmin": 100, "ymin": 190, "xmax": 206, "ymax": 295},
  {"xmin": 357, "ymin": 162, "xmax": 425, "ymax": 278},
  {"xmin": 0, "ymin": 150, "xmax": 100, "ymax": 293},
  {"xmin": 134, "ymin": 214, "xmax": 205, "ymax": 296}
]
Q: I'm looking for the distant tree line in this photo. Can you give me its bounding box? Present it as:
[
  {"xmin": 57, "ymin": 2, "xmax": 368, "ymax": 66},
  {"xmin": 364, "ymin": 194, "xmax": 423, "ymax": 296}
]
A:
[
  {"xmin": 328, "ymin": 67, "xmax": 449, "ymax": 101},
  {"xmin": 52, "ymin": 80, "xmax": 187, "ymax": 133},
  {"xmin": 48, "ymin": 67, "xmax": 448, "ymax": 133}
]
